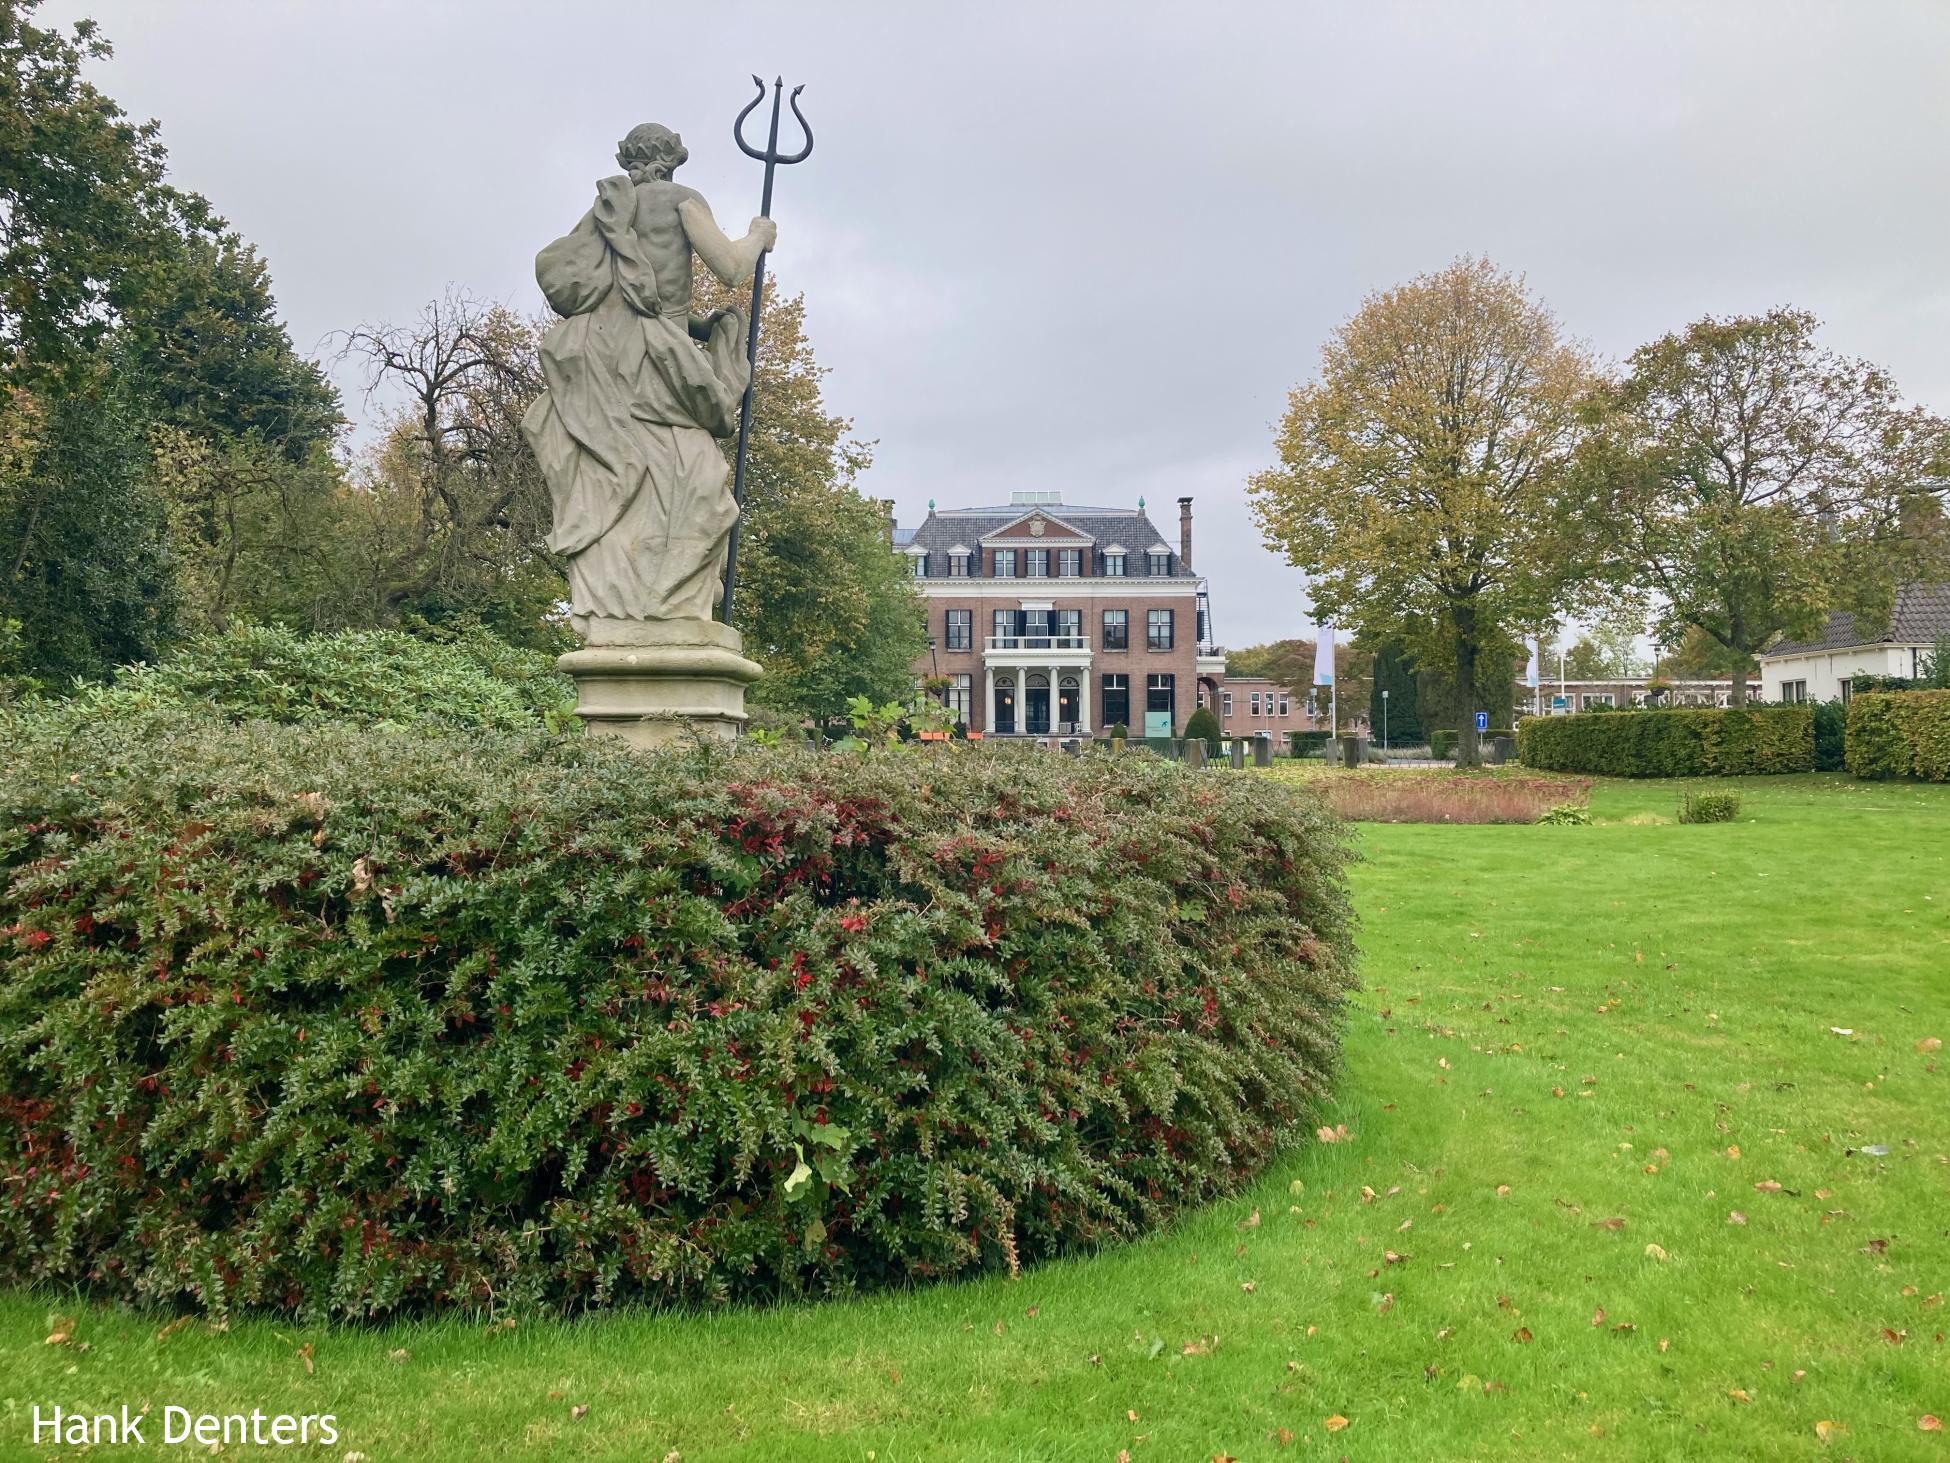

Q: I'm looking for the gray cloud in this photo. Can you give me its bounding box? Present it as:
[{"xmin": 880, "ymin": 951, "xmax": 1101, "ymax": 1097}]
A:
[{"xmin": 46, "ymin": 0, "xmax": 1950, "ymax": 645}]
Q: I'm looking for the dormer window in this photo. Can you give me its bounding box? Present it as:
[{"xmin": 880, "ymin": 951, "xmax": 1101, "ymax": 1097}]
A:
[
  {"xmin": 1103, "ymin": 548, "xmax": 1127, "ymax": 577},
  {"xmin": 911, "ymin": 552, "xmax": 929, "ymax": 578},
  {"xmin": 1147, "ymin": 547, "xmax": 1171, "ymax": 576},
  {"xmin": 948, "ymin": 550, "xmax": 971, "ymax": 577}
]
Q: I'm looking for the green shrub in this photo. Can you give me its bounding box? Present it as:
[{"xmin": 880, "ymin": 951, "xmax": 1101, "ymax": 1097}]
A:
[
  {"xmin": 0, "ymin": 715, "xmax": 1357, "ymax": 1320},
  {"xmin": 48, "ymin": 625, "xmax": 574, "ymax": 732},
  {"xmin": 1106, "ymin": 721, "xmax": 1128, "ymax": 740},
  {"xmin": 1515, "ymin": 706, "xmax": 1812, "ymax": 776},
  {"xmin": 1183, "ymin": 705, "xmax": 1223, "ymax": 753},
  {"xmin": 1288, "ymin": 730, "xmax": 1331, "ymax": 758},
  {"xmin": 1535, "ymin": 804, "xmax": 1592, "ymax": 826},
  {"xmin": 1429, "ymin": 729, "xmax": 1457, "ymax": 760},
  {"xmin": 1845, "ymin": 690, "xmax": 1950, "ymax": 780},
  {"xmin": 1678, "ymin": 791, "xmax": 1741, "ymax": 823},
  {"xmin": 1812, "ymin": 700, "xmax": 1847, "ymax": 772}
]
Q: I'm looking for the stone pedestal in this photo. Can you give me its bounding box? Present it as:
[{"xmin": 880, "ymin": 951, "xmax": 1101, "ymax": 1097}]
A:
[{"xmin": 558, "ymin": 617, "xmax": 762, "ymax": 750}]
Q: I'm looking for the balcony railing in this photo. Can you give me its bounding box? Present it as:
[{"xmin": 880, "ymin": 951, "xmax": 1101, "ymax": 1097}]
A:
[{"xmin": 985, "ymin": 634, "xmax": 1090, "ymax": 653}]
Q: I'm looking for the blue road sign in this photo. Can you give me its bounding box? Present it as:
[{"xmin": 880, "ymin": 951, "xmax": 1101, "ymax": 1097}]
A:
[{"xmin": 1476, "ymin": 711, "xmax": 1489, "ymax": 733}]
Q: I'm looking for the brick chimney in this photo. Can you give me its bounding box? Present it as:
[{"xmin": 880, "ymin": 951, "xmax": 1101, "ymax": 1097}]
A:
[{"xmin": 1178, "ymin": 496, "xmax": 1194, "ymax": 570}]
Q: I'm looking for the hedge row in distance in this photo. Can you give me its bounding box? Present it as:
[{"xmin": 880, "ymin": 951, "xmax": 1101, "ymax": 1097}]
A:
[
  {"xmin": 0, "ymin": 713, "xmax": 1357, "ymax": 1320},
  {"xmin": 1845, "ymin": 690, "xmax": 1950, "ymax": 780},
  {"xmin": 1516, "ymin": 706, "xmax": 1813, "ymax": 776}
]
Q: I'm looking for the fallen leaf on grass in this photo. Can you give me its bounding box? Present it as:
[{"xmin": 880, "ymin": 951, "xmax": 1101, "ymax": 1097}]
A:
[
  {"xmin": 1728, "ymin": 1389, "xmax": 1752, "ymax": 1403},
  {"xmin": 1591, "ymin": 1307, "xmax": 1605, "ymax": 1326},
  {"xmin": 298, "ymin": 1342, "xmax": 314, "ymax": 1375},
  {"xmin": 1495, "ymin": 1184, "xmax": 1511, "ymax": 1197},
  {"xmin": 157, "ymin": 1317, "xmax": 194, "ymax": 1341},
  {"xmin": 1916, "ymin": 1037, "xmax": 1941, "ymax": 1054},
  {"xmin": 1645, "ymin": 1243, "xmax": 1669, "ymax": 1261},
  {"xmin": 1921, "ymin": 1414, "xmax": 1943, "ymax": 1432},
  {"xmin": 1241, "ymin": 1281, "xmax": 1257, "ymax": 1293},
  {"xmin": 1275, "ymin": 1426, "xmax": 1295, "ymax": 1445},
  {"xmin": 387, "ymin": 1348, "xmax": 409, "ymax": 1364},
  {"xmin": 1754, "ymin": 1179, "xmax": 1783, "ymax": 1193},
  {"xmin": 1127, "ymin": 1409, "xmax": 1139, "ymax": 1422},
  {"xmin": 44, "ymin": 1316, "xmax": 75, "ymax": 1347},
  {"xmin": 1592, "ymin": 1217, "xmax": 1626, "ymax": 1232},
  {"xmin": 1512, "ymin": 1327, "xmax": 1534, "ymax": 1343},
  {"xmin": 1728, "ymin": 1211, "xmax": 1747, "ymax": 1225},
  {"xmin": 1815, "ymin": 1419, "xmax": 1846, "ymax": 1443},
  {"xmin": 1317, "ymin": 1124, "xmax": 1349, "ymax": 1144},
  {"xmin": 1237, "ymin": 1209, "xmax": 1260, "ymax": 1230},
  {"xmin": 1323, "ymin": 1415, "xmax": 1351, "ymax": 1432},
  {"xmin": 570, "ymin": 1405, "xmax": 589, "ymax": 1422},
  {"xmin": 1726, "ymin": 1145, "xmax": 1741, "ymax": 1159}
]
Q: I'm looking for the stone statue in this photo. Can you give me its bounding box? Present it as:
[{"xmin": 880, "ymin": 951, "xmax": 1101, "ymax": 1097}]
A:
[{"xmin": 524, "ymin": 122, "xmax": 774, "ymax": 744}]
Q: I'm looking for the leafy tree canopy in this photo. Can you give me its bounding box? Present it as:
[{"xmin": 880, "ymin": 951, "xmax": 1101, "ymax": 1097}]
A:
[
  {"xmin": 1250, "ymin": 258, "xmax": 1616, "ymax": 762},
  {"xmin": 1597, "ymin": 307, "xmax": 1950, "ymax": 705}
]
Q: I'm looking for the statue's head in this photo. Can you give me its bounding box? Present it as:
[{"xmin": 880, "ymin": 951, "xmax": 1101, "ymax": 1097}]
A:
[{"xmin": 616, "ymin": 123, "xmax": 688, "ymax": 183}]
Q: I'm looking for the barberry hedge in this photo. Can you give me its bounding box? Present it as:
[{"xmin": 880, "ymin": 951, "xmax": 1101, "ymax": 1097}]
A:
[
  {"xmin": 0, "ymin": 713, "xmax": 1356, "ymax": 1320},
  {"xmin": 1516, "ymin": 706, "xmax": 1813, "ymax": 776},
  {"xmin": 1845, "ymin": 690, "xmax": 1950, "ymax": 780}
]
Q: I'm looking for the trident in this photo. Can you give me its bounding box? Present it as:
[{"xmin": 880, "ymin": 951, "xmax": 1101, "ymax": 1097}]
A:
[{"xmin": 720, "ymin": 75, "xmax": 813, "ymax": 628}]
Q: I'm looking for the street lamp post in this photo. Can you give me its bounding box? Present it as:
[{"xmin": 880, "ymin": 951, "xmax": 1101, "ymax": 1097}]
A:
[{"xmin": 1381, "ymin": 688, "xmax": 1389, "ymax": 753}]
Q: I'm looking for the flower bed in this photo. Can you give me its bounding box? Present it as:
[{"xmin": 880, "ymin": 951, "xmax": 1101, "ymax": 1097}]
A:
[{"xmin": 1292, "ymin": 770, "xmax": 1593, "ymax": 824}]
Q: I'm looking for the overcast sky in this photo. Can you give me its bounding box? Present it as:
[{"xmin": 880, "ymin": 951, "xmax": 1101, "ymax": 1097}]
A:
[{"xmin": 44, "ymin": 0, "xmax": 1950, "ymax": 647}]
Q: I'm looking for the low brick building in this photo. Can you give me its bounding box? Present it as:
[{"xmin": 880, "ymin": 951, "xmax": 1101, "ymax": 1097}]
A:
[
  {"xmin": 901, "ymin": 491, "xmax": 1227, "ymax": 737},
  {"xmin": 1210, "ymin": 675, "xmax": 1321, "ymax": 742}
]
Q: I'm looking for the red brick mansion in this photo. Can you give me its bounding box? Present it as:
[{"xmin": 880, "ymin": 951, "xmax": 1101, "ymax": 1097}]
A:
[{"xmin": 897, "ymin": 491, "xmax": 1317, "ymax": 740}]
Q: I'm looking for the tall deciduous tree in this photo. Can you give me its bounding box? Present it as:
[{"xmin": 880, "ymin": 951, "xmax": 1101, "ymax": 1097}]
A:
[
  {"xmin": 692, "ymin": 269, "xmax": 924, "ymax": 720},
  {"xmin": 1, "ymin": 2, "xmax": 343, "ymax": 675},
  {"xmin": 1249, "ymin": 258, "xmax": 1613, "ymax": 764},
  {"xmin": 1599, "ymin": 308, "xmax": 1950, "ymax": 705},
  {"xmin": 333, "ymin": 294, "xmax": 562, "ymax": 646}
]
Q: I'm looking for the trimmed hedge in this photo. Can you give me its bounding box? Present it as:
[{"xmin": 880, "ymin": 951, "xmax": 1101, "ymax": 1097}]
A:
[
  {"xmin": 1813, "ymin": 700, "xmax": 1847, "ymax": 772},
  {"xmin": 1516, "ymin": 706, "xmax": 1813, "ymax": 776},
  {"xmin": 1429, "ymin": 729, "xmax": 1457, "ymax": 760},
  {"xmin": 1845, "ymin": 690, "xmax": 1950, "ymax": 780},
  {"xmin": 1288, "ymin": 730, "xmax": 1332, "ymax": 758},
  {"xmin": 0, "ymin": 714, "xmax": 1357, "ymax": 1320}
]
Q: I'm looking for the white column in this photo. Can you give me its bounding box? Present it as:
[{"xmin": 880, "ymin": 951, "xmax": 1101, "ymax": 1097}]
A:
[
  {"xmin": 1077, "ymin": 664, "xmax": 1092, "ymax": 734},
  {"xmin": 984, "ymin": 663, "xmax": 996, "ymax": 736}
]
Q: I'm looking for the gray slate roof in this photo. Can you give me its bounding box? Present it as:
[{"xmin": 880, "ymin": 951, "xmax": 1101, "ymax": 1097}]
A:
[
  {"xmin": 906, "ymin": 503, "xmax": 1184, "ymax": 578},
  {"xmin": 1762, "ymin": 583, "xmax": 1950, "ymax": 657}
]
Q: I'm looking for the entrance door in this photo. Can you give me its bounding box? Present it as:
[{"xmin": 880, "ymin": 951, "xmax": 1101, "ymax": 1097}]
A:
[
  {"xmin": 993, "ymin": 677, "xmax": 1016, "ymax": 734},
  {"xmin": 1025, "ymin": 673, "xmax": 1051, "ymax": 735},
  {"xmin": 1057, "ymin": 678, "xmax": 1079, "ymax": 731}
]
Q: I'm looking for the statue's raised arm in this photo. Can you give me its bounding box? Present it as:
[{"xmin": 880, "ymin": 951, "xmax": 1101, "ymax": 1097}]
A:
[{"xmin": 679, "ymin": 196, "xmax": 776, "ymax": 288}]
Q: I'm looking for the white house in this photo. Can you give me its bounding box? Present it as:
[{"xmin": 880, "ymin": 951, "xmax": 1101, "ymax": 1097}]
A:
[{"xmin": 1757, "ymin": 584, "xmax": 1950, "ymax": 702}]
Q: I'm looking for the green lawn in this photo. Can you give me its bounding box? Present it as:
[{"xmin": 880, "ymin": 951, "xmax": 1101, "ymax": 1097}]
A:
[{"xmin": 4, "ymin": 774, "xmax": 1947, "ymax": 1460}]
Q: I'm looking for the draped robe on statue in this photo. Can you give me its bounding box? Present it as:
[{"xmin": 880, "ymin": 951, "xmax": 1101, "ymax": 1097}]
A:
[{"xmin": 522, "ymin": 177, "xmax": 750, "ymax": 627}]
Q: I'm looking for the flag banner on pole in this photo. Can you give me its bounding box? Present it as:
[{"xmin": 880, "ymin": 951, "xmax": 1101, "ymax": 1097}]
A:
[
  {"xmin": 1525, "ymin": 638, "xmax": 1541, "ymax": 689},
  {"xmin": 1313, "ymin": 626, "xmax": 1335, "ymax": 687}
]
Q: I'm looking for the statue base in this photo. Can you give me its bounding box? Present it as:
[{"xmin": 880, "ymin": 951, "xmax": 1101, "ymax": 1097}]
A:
[{"xmin": 558, "ymin": 617, "xmax": 762, "ymax": 750}]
